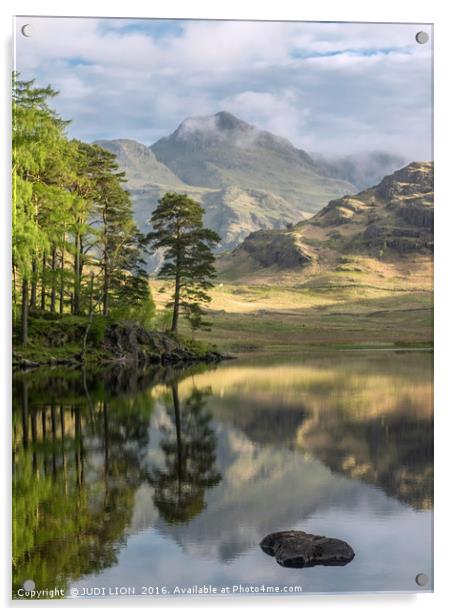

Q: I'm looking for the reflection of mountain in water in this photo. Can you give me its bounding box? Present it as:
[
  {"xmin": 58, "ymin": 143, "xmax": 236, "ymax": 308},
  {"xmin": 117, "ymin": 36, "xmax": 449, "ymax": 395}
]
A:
[
  {"xmin": 13, "ymin": 352, "xmax": 433, "ymax": 590},
  {"xmin": 174, "ymin": 353, "xmax": 433, "ymax": 511},
  {"xmin": 297, "ymin": 403, "xmax": 433, "ymax": 511},
  {"xmin": 210, "ymin": 396, "xmax": 309, "ymax": 446},
  {"xmin": 153, "ymin": 418, "xmax": 410, "ymax": 563},
  {"xmin": 152, "ymin": 353, "xmax": 432, "ymax": 561}
]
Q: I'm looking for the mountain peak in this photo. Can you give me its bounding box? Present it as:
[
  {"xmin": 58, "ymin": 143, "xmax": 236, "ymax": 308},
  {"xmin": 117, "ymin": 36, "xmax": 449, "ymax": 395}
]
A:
[
  {"xmin": 151, "ymin": 111, "xmax": 353, "ymax": 200},
  {"xmin": 173, "ymin": 111, "xmax": 253, "ymax": 142},
  {"xmin": 164, "ymin": 111, "xmax": 311, "ymax": 161},
  {"xmin": 213, "ymin": 110, "xmax": 251, "ymax": 130}
]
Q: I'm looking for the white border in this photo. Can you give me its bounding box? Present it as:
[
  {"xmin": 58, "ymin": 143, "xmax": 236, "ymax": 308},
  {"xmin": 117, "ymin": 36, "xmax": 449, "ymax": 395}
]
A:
[{"xmin": 1, "ymin": 1, "xmax": 450, "ymax": 614}]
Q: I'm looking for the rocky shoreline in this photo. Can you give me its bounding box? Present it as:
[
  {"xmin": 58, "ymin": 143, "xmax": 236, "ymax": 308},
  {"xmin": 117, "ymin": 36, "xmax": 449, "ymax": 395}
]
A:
[{"xmin": 13, "ymin": 320, "xmax": 231, "ymax": 371}]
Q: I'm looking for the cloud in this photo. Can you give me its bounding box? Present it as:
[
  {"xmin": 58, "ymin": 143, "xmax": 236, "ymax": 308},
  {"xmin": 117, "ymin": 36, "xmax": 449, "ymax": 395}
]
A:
[
  {"xmin": 220, "ymin": 90, "xmax": 310, "ymax": 144},
  {"xmin": 14, "ymin": 17, "xmax": 433, "ymax": 159}
]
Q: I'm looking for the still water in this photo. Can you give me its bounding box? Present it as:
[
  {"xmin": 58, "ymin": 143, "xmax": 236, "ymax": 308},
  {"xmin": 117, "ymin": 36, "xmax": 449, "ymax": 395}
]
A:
[{"xmin": 12, "ymin": 351, "xmax": 433, "ymax": 598}]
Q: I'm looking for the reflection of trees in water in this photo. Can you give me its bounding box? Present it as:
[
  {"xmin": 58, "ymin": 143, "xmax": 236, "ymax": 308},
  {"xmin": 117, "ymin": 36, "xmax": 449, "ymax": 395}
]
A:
[
  {"xmin": 12, "ymin": 369, "xmax": 155, "ymax": 598},
  {"xmin": 12, "ymin": 358, "xmax": 434, "ymax": 597},
  {"xmin": 149, "ymin": 383, "xmax": 221, "ymax": 525}
]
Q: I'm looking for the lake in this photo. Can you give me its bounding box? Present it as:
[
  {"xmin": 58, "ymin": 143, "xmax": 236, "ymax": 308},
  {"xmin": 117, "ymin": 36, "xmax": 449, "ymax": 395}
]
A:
[{"xmin": 12, "ymin": 351, "xmax": 433, "ymax": 598}]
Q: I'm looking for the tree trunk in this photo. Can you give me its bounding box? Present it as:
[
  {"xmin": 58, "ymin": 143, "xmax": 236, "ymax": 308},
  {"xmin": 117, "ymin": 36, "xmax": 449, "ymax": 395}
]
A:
[
  {"xmin": 12, "ymin": 263, "xmax": 17, "ymax": 322},
  {"xmin": 30, "ymin": 258, "xmax": 37, "ymax": 310},
  {"xmin": 40, "ymin": 252, "xmax": 46, "ymax": 311},
  {"xmin": 50, "ymin": 245, "xmax": 57, "ymax": 313},
  {"xmin": 21, "ymin": 277, "xmax": 29, "ymax": 345},
  {"xmin": 73, "ymin": 231, "xmax": 81, "ymax": 315},
  {"xmin": 102, "ymin": 261, "xmax": 110, "ymax": 317},
  {"xmin": 79, "ymin": 237, "xmax": 85, "ymax": 287},
  {"xmin": 88, "ymin": 271, "xmax": 94, "ymax": 315},
  {"xmin": 80, "ymin": 273, "xmax": 96, "ymax": 364},
  {"xmin": 171, "ymin": 271, "xmax": 180, "ymax": 334},
  {"xmin": 59, "ymin": 241, "xmax": 65, "ymax": 315}
]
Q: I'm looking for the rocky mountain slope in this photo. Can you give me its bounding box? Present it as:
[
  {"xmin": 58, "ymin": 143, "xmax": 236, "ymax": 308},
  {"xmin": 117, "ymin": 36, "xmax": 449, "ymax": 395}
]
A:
[
  {"xmin": 219, "ymin": 162, "xmax": 433, "ymax": 275},
  {"xmin": 94, "ymin": 138, "xmax": 183, "ymax": 188},
  {"xmin": 151, "ymin": 111, "xmax": 354, "ymax": 213},
  {"xmin": 97, "ymin": 113, "xmax": 409, "ymax": 267},
  {"xmin": 97, "ymin": 112, "xmax": 356, "ymax": 261}
]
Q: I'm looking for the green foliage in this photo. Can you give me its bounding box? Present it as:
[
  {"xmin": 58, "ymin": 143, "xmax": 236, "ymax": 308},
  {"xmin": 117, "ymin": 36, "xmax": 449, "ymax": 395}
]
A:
[
  {"xmin": 12, "ymin": 73, "xmax": 152, "ymax": 348},
  {"xmin": 110, "ymin": 293, "xmax": 156, "ymax": 329},
  {"xmin": 88, "ymin": 315, "xmax": 108, "ymax": 344},
  {"xmin": 149, "ymin": 193, "xmax": 220, "ymax": 334},
  {"xmin": 155, "ymin": 308, "xmax": 174, "ymax": 331}
]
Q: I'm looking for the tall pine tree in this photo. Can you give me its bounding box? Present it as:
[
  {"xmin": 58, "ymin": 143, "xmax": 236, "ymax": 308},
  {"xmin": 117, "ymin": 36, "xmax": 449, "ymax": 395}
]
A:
[
  {"xmin": 12, "ymin": 73, "xmax": 69, "ymax": 342},
  {"xmin": 148, "ymin": 193, "xmax": 220, "ymax": 335},
  {"xmin": 13, "ymin": 74, "xmax": 153, "ymax": 350}
]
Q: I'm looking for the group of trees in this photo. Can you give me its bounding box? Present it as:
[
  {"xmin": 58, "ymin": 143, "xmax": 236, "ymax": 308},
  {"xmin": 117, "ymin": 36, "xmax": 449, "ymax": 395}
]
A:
[
  {"xmin": 13, "ymin": 74, "xmax": 220, "ymax": 349},
  {"xmin": 13, "ymin": 74, "xmax": 152, "ymax": 344}
]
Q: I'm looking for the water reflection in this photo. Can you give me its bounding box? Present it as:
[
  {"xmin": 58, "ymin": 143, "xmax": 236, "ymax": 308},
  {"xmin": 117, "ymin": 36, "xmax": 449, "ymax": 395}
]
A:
[
  {"xmin": 12, "ymin": 367, "xmax": 160, "ymax": 597},
  {"xmin": 148, "ymin": 383, "xmax": 221, "ymax": 524},
  {"xmin": 12, "ymin": 352, "xmax": 433, "ymax": 597}
]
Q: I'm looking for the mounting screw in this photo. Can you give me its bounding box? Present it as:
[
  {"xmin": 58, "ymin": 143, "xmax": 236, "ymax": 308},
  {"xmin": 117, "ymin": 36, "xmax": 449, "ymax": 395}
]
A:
[
  {"xmin": 415, "ymin": 573, "xmax": 429, "ymax": 586},
  {"xmin": 21, "ymin": 24, "xmax": 32, "ymax": 37},
  {"xmin": 415, "ymin": 31, "xmax": 429, "ymax": 44}
]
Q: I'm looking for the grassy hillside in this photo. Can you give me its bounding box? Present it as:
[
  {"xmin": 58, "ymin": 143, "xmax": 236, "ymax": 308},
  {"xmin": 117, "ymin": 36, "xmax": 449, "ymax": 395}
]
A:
[
  {"xmin": 195, "ymin": 162, "xmax": 433, "ymax": 352},
  {"xmin": 150, "ymin": 253, "xmax": 433, "ymax": 352}
]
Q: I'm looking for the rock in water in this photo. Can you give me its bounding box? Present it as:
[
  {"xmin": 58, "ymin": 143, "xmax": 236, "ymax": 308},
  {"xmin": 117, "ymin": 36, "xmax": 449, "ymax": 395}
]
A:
[{"xmin": 260, "ymin": 530, "xmax": 355, "ymax": 568}]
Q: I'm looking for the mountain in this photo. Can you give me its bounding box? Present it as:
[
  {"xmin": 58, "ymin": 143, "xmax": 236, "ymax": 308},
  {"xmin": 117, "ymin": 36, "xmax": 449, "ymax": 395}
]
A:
[
  {"xmin": 96, "ymin": 113, "xmax": 363, "ymax": 266},
  {"xmin": 95, "ymin": 139, "xmax": 315, "ymax": 259},
  {"xmin": 94, "ymin": 138, "xmax": 184, "ymax": 189},
  {"xmin": 219, "ymin": 162, "xmax": 433, "ymax": 275},
  {"xmin": 96, "ymin": 113, "xmax": 410, "ymax": 270},
  {"xmin": 151, "ymin": 111, "xmax": 355, "ymax": 214},
  {"xmin": 310, "ymin": 151, "xmax": 407, "ymax": 190}
]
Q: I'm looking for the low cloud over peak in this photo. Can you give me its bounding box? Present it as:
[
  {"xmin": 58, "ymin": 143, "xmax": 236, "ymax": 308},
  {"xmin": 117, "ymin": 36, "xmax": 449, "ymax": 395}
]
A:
[{"xmin": 15, "ymin": 17, "xmax": 432, "ymax": 160}]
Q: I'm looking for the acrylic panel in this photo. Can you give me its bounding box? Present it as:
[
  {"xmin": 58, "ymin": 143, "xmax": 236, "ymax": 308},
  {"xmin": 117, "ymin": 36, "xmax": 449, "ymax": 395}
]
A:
[{"xmin": 12, "ymin": 16, "xmax": 433, "ymax": 600}]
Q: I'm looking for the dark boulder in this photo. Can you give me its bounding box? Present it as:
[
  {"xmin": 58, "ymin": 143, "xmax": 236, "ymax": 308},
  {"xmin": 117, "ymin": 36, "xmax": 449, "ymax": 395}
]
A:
[{"xmin": 260, "ymin": 530, "xmax": 355, "ymax": 568}]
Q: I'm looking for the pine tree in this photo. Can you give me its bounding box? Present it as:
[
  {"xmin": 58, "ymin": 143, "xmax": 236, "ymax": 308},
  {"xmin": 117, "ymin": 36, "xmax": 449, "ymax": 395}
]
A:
[
  {"xmin": 148, "ymin": 193, "xmax": 220, "ymax": 335},
  {"xmin": 13, "ymin": 74, "xmax": 153, "ymax": 353},
  {"xmin": 88, "ymin": 145, "xmax": 150, "ymax": 318},
  {"xmin": 12, "ymin": 73, "xmax": 69, "ymax": 342}
]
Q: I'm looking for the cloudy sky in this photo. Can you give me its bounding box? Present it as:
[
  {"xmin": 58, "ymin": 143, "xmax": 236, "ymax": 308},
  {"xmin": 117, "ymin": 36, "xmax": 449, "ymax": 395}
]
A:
[{"xmin": 15, "ymin": 17, "xmax": 433, "ymax": 159}]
